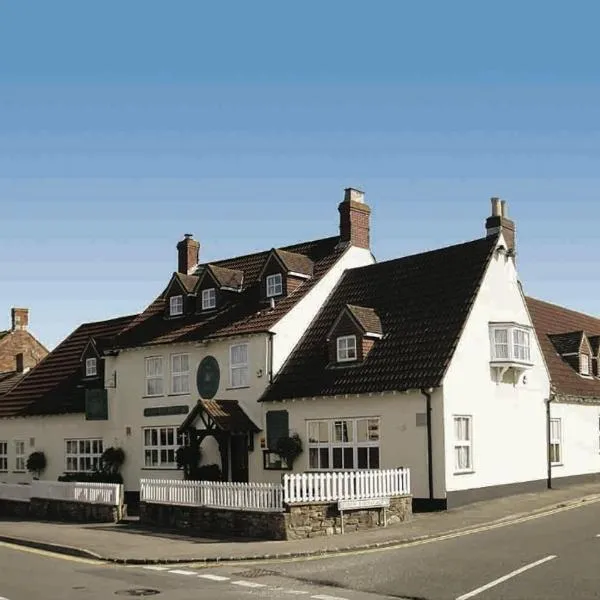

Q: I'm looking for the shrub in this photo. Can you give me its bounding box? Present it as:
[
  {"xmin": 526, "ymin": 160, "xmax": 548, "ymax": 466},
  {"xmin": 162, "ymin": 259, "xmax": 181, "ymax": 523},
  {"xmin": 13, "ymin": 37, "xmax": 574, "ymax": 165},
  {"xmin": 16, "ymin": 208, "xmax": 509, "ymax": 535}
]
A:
[
  {"xmin": 196, "ymin": 464, "xmax": 222, "ymax": 481},
  {"xmin": 275, "ymin": 433, "xmax": 303, "ymax": 468},
  {"xmin": 26, "ymin": 451, "xmax": 47, "ymax": 478},
  {"xmin": 58, "ymin": 471, "xmax": 123, "ymax": 484},
  {"xmin": 100, "ymin": 447, "xmax": 125, "ymax": 474}
]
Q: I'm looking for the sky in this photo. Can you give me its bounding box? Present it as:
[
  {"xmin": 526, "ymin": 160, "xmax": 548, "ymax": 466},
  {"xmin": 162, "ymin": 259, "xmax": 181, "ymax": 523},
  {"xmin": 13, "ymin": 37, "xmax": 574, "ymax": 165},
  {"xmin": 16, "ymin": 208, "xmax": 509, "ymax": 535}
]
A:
[{"xmin": 2, "ymin": 0, "xmax": 600, "ymax": 349}]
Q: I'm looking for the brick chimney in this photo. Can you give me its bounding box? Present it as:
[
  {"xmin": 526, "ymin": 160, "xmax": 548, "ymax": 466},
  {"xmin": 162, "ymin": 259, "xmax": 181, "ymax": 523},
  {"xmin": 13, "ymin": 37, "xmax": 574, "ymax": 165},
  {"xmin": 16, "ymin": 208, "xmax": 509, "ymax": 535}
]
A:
[
  {"xmin": 485, "ymin": 197, "xmax": 516, "ymax": 255},
  {"xmin": 338, "ymin": 187, "xmax": 371, "ymax": 249},
  {"xmin": 15, "ymin": 353, "xmax": 24, "ymax": 373},
  {"xmin": 176, "ymin": 234, "xmax": 200, "ymax": 275},
  {"xmin": 11, "ymin": 308, "xmax": 29, "ymax": 331}
]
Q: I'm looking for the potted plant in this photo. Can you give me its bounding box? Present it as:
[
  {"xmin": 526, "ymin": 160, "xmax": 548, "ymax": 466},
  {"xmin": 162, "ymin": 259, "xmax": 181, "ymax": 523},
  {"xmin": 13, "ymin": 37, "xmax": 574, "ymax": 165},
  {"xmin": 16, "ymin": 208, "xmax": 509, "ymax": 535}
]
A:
[{"xmin": 26, "ymin": 451, "xmax": 47, "ymax": 479}]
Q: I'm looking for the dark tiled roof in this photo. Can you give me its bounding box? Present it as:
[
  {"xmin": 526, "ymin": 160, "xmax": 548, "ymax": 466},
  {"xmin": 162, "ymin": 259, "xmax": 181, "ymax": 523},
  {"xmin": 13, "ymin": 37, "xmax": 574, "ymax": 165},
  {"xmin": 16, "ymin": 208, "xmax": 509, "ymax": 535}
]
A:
[
  {"xmin": 114, "ymin": 236, "xmax": 344, "ymax": 349},
  {"xmin": 0, "ymin": 331, "xmax": 8, "ymax": 342},
  {"xmin": 206, "ymin": 265, "xmax": 244, "ymax": 290},
  {"xmin": 180, "ymin": 399, "xmax": 259, "ymax": 433},
  {"xmin": 274, "ymin": 249, "xmax": 314, "ymax": 276},
  {"xmin": 262, "ymin": 236, "xmax": 497, "ymax": 401},
  {"xmin": 0, "ymin": 371, "xmax": 25, "ymax": 397},
  {"xmin": 588, "ymin": 335, "xmax": 600, "ymax": 355},
  {"xmin": 177, "ymin": 274, "xmax": 199, "ymax": 293},
  {"xmin": 0, "ymin": 314, "xmax": 137, "ymax": 418},
  {"xmin": 346, "ymin": 305, "xmax": 382, "ymax": 335},
  {"xmin": 527, "ymin": 297, "xmax": 600, "ymax": 400},
  {"xmin": 548, "ymin": 331, "xmax": 584, "ymax": 355}
]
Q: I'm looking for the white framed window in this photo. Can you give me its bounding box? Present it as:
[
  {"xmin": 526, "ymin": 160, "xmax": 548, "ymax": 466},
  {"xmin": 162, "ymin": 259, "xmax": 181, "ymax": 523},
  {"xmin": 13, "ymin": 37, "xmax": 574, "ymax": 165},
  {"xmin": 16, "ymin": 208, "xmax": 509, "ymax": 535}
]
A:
[
  {"xmin": 169, "ymin": 295, "xmax": 184, "ymax": 316},
  {"xmin": 490, "ymin": 325, "xmax": 532, "ymax": 363},
  {"xmin": 201, "ymin": 288, "xmax": 216, "ymax": 310},
  {"xmin": 550, "ymin": 418, "xmax": 562, "ymax": 465},
  {"xmin": 336, "ymin": 335, "xmax": 357, "ymax": 362},
  {"xmin": 230, "ymin": 343, "xmax": 249, "ymax": 388},
  {"xmin": 145, "ymin": 356, "xmax": 164, "ymax": 396},
  {"xmin": 85, "ymin": 357, "xmax": 97, "ymax": 377},
  {"xmin": 143, "ymin": 427, "xmax": 183, "ymax": 468},
  {"xmin": 266, "ymin": 273, "xmax": 283, "ymax": 297},
  {"xmin": 307, "ymin": 418, "xmax": 380, "ymax": 470},
  {"xmin": 170, "ymin": 353, "xmax": 190, "ymax": 394},
  {"xmin": 14, "ymin": 440, "xmax": 25, "ymax": 471},
  {"xmin": 580, "ymin": 354, "xmax": 591, "ymax": 376},
  {"xmin": 0, "ymin": 441, "xmax": 7, "ymax": 471},
  {"xmin": 65, "ymin": 439, "xmax": 103, "ymax": 472},
  {"xmin": 453, "ymin": 416, "xmax": 473, "ymax": 473}
]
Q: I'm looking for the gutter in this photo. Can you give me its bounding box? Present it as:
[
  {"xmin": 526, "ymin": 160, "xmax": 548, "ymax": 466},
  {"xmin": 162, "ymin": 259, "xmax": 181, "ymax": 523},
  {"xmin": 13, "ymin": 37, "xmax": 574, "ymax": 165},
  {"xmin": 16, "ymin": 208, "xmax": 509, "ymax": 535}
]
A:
[{"xmin": 421, "ymin": 387, "xmax": 435, "ymax": 501}]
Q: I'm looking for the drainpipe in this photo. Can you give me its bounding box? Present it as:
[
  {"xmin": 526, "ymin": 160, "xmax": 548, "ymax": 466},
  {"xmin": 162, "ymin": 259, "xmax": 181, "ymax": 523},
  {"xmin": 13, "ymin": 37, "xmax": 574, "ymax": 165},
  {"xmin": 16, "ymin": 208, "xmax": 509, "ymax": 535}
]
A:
[
  {"xmin": 421, "ymin": 387, "xmax": 435, "ymax": 501},
  {"xmin": 546, "ymin": 385, "xmax": 556, "ymax": 489},
  {"xmin": 267, "ymin": 332, "xmax": 275, "ymax": 384}
]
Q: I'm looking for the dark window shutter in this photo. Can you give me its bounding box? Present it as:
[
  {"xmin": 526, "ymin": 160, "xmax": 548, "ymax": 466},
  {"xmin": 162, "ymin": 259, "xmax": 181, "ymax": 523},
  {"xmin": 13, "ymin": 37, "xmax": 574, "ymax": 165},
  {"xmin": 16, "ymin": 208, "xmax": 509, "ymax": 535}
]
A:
[
  {"xmin": 85, "ymin": 389, "xmax": 108, "ymax": 421},
  {"xmin": 266, "ymin": 410, "xmax": 289, "ymax": 449}
]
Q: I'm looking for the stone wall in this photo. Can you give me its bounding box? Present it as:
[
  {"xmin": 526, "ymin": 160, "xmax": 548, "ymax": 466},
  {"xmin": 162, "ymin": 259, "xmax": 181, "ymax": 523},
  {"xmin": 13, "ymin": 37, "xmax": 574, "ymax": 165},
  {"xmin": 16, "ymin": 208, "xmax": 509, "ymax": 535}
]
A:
[
  {"xmin": 0, "ymin": 498, "xmax": 122, "ymax": 523},
  {"xmin": 139, "ymin": 495, "xmax": 412, "ymax": 541}
]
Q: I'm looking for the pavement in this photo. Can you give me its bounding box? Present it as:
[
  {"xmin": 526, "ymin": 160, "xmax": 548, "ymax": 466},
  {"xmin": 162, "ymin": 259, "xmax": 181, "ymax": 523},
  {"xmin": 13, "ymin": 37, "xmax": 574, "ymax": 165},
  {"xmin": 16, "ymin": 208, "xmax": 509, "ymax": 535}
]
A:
[{"xmin": 1, "ymin": 480, "xmax": 599, "ymax": 565}]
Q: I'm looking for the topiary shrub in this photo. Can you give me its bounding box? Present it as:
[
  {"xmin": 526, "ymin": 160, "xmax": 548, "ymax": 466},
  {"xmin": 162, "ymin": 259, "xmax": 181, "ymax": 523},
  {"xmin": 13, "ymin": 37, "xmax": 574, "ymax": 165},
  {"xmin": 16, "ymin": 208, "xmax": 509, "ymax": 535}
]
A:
[
  {"xmin": 26, "ymin": 451, "xmax": 47, "ymax": 479},
  {"xmin": 100, "ymin": 447, "xmax": 125, "ymax": 475},
  {"xmin": 275, "ymin": 433, "xmax": 303, "ymax": 468}
]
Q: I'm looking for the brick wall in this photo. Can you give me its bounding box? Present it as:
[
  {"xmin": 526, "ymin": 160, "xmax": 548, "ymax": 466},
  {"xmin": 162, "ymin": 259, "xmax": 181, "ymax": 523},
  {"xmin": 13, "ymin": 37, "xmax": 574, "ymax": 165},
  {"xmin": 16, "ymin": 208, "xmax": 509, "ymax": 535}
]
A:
[
  {"xmin": 0, "ymin": 498, "xmax": 122, "ymax": 523},
  {"xmin": 0, "ymin": 331, "xmax": 47, "ymax": 373}
]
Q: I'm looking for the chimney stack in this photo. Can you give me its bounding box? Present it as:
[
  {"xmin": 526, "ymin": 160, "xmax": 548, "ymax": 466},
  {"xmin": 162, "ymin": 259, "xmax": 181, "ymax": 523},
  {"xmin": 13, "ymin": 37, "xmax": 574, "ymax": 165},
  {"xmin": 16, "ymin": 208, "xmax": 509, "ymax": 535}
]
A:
[
  {"xmin": 176, "ymin": 234, "xmax": 200, "ymax": 275},
  {"xmin": 15, "ymin": 353, "xmax": 24, "ymax": 373},
  {"xmin": 11, "ymin": 308, "xmax": 29, "ymax": 331},
  {"xmin": 485, "ymin": 197, "xmax": 516, "ymax": 255},
  {"xmin": 338, "ymin": 187, "xmax": 371, "ymax": 249}
]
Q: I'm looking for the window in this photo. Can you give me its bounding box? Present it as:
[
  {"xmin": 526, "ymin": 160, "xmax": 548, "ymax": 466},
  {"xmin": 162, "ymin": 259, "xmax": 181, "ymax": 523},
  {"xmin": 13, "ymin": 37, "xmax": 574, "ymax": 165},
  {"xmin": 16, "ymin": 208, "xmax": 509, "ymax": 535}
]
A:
[
  {"xmin": 143, "ymin": 427, "xmax": 183, "ymax": 468},
  {"xmin": 453, "ymin": 416, "xmax": 473, "ymax": 473},
  {"xmin": 307, "ymin": 418, "xmax": 380, "ymax": 470},
  {"xmin": 490, "ymin": 325, "xmax": 531, "ymax": 362},
  {"xmin": 230, "ymin": 343, "xmax": 249, "ymax": 388},
  {"xmin": 266, "ymin": 273, "xmax": 283, "ymax": 297},
  {"xmin": 550, "ymin": 418, "xmax": 562, "ymax": 465},
  {"xmin": 169, "ymin": 295, "xmax": 184, "ymax": 316},
  {"xmin": 202, "ymin": 288, "xmax": 216, "ymax": 310},
  {"xmin": 65, "ymin": 439, "xmax": 103, "ymax": 472},
  {"xmin": 145, "ymin": 357, "xmax": 164, "ymax": 396},
  {"xmin": 171, "ymin": 353, "xmax": 190, "ymax": 394},
  {"xmin": 581, "ymin": 354, "xmax": 591, "ymax": 376},
  {"xmin": 85, "ymin": 357, "xmax": 97, "ymax": 377},
  {"xmin": 14, "ymin": 440, "xmax": 25, "ymax": 471},
  {"xmin": 336, "ymin": 335, "xmax": 357, "ymax": 362},
  {"xmin": 0, "ymin": 441, "xmax": 7, "ymax": 471}
]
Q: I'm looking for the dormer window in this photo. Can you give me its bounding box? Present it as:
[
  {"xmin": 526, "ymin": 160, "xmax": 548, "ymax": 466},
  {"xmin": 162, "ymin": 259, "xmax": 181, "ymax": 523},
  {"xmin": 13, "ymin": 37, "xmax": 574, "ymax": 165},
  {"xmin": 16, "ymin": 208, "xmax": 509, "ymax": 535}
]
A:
[
  {"xmin": 581, "ymin": 354, "xmax": 591, "ymax": 376},
  {"xmin": 337, "ymin": 335, "xmax": 357, "ymax": 362},
  {"xmin": 202, "ymin": 288, "xmax": 216, "ymax": 310},
  {"xmin": 266, "ymin": 273, "xmax": 283, "ymax": 298},
  {"xmin": 170, "ymin": 295, "xmax": 184, "ymax": 316},
  {"xmin": 85, "ymin": 358, "xmax": 97, "ymax": 377}
]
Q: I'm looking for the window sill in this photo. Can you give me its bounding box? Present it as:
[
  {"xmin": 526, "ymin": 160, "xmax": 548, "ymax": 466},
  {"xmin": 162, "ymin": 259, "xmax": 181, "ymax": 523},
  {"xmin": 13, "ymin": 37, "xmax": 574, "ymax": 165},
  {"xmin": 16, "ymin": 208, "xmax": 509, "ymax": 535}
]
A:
[
  {"xmin": 226, "ymin": 386, "xmax": 251, "ymax": 390},
  {"xmin": 551, "ymin": 463, "xmax": 563, "ymax": 467},
  {"xmin": 167, "ymin": 392, "xmax": 191, "ymax": 397},
  {"xmin": 454, "ymin": 470, "xmax": 475, "ymax": 475},
  {"xmin": 143, "ymin": 395, "xmax": 165, "ymax": 399},
  {"xmin": 141, "ymin": 467, "xmax": 179, "ymax": 471}
]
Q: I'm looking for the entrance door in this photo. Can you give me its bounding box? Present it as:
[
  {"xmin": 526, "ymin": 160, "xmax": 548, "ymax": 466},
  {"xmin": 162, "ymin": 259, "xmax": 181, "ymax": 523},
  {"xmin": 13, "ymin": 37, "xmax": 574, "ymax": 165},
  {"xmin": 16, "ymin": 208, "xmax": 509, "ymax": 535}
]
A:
[{"xmin": 230, "ymin": 435, "xmax": 249, "ymax": 482}]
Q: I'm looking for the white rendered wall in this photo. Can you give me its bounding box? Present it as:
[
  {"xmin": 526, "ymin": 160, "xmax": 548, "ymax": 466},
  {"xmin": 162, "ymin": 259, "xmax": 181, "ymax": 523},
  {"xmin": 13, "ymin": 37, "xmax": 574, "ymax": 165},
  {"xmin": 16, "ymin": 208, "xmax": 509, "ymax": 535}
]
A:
[{"xmin": 443, "ymin": 238, "xmax": 550, "ymax": 495}]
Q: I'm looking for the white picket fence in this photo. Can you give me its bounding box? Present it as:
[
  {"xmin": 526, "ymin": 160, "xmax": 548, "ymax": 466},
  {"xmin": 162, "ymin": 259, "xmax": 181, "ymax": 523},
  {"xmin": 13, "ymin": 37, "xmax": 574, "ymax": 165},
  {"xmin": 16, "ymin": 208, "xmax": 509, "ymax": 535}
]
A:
[
  {"xmin": 0, "ymin": 483, "xmax": 32, "ymax": 502},
  {"xmin": 282, "ymin": 468, "xmax": 410, "ymax": 504},
  {"xmin": 140, "ymin": 468, "xmax": 410, "ymax": 512},
  {"xmin": 31, "ymin": 481, "xmax": 123, "ymax": 506},
  {"xmin": 140, "ymin": 479, "xmax": 284, "ymax": 512}
]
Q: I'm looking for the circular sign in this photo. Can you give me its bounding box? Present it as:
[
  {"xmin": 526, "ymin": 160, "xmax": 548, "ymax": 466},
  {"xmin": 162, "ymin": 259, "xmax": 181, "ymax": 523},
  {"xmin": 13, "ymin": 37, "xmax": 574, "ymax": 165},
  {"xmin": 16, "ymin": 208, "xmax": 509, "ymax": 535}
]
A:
[{"xmin": 196, "ymin": 356, "xmax": 220, "ymax": 399}]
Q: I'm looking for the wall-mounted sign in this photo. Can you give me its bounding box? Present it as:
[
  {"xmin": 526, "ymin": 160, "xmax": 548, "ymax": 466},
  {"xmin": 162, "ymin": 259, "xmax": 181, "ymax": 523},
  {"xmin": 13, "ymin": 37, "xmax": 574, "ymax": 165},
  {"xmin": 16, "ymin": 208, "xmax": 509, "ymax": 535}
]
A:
[
  {"xmin": 85, "ymin": 388, "xmax": 108, "ymax": 421},
  {"xmin": 143, "ymin": 405, "xmax": 189, "ymax": 417},
  {"xmin": 197, "ymin": 356, "xmax": 220, "ymax": 399}
]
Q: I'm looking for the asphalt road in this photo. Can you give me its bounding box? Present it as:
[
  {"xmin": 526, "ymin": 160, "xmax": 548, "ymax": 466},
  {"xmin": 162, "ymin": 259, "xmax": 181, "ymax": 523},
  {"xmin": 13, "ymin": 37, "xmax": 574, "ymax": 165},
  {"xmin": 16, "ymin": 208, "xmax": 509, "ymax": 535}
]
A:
[{"xmin": 2, "ymin": 500, "xmax": 600, "ymax": 600}]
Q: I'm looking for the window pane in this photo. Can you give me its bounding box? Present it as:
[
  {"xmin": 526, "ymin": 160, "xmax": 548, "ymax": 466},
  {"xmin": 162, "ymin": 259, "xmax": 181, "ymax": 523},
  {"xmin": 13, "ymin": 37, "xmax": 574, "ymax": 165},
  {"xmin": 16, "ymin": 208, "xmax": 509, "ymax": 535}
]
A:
[
  {"xmin": 318, "ymin": 421, "xmax": 329, "ymax": 442},
  {"xmin": 319, "ymin": 448, "xmax": 329, "ymax": 469},
  {"xmin": 332, "ymin": 447, "xmax": 342, "ymax": 469},
  {"xmin": 369, "ymin": 447, "xmax": 380, "ymax": 469},
  {"xmin": 357, "ymin": 447, "xmax": 368, "ymax": 468},
  {"xmin": 309, "ymin": 448, "xmax": 319, "ymax": 469},
  {"xmin": 357, "ymin": 419, "xmax": 368, "ymax": 442},
  {"xmin": 343, "ymin": 447, "xmax": 354, "ymax": 468}
]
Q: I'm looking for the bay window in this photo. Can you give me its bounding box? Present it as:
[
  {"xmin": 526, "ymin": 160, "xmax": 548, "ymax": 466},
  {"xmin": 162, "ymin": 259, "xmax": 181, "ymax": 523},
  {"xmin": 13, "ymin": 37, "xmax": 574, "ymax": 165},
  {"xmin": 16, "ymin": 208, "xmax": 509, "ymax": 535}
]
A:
[{"xmin": 490, "ymin": 324, "xmax": 532, "ymax": 363}]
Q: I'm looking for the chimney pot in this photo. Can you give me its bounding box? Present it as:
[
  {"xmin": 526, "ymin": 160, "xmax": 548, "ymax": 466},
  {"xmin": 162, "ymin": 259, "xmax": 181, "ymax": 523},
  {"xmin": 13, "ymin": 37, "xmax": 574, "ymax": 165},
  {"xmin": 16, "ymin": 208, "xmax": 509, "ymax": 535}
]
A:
[
  {"xmin": 338, "ymin": 187, "xmax": 371, "ymax": 249},
  {"xmin": 176, "ymin": 234, "xmax": 200, "ymax": 275},
  {"xmin": 344, "ymin": 187, "xmax": 365, "ymax": 204},
  {"xmin": 11, "ymin": 308, "xmax": 29, "ymax": 331},
  {"xmin": 491, "ymin": 197, "xmax": 502, "ymax": 216},
  {"xmin": 485, "ymin": 197, "xmax": 516, "ymax": 259}
]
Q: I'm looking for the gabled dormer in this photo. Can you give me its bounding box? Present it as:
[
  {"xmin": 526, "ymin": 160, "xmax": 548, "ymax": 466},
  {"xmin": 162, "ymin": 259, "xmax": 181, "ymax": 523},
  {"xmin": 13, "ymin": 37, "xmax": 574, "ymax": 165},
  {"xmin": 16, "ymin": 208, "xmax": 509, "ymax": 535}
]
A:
[
  {"xmin": 163, "ymin": 272, "xmax": 198, "ymax": 319},
  {"xmin": 326, "ymin": 304, "xmax": 383, "ymax": 365},
  {"xmin": 549, "ymin": 330, "xmax": 595, "ymax": 378},
  {"xmin": 259, "ymin": 248, "xmax": 314, "ymax": 302},
  {"xmin": 194, "ymin": 264, "xmax": 244, "ymax": 312},
  {"xmin": 80, "ymin": 338, "xmax": 102, "ymax": 382}
]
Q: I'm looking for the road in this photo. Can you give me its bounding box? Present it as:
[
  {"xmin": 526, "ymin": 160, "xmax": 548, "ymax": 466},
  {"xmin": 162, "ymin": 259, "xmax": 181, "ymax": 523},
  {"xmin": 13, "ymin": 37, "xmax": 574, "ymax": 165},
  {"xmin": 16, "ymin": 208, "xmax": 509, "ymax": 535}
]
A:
[{"xmin": 2, "ymin": 499, "xmax": 600, "ymax": 600}]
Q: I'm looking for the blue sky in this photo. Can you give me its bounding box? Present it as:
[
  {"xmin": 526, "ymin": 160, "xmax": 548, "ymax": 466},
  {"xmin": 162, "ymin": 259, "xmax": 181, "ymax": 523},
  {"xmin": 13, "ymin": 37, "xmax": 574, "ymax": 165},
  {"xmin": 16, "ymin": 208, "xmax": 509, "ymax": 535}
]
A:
[{"xmin": 2, "ymin": 1, "xmax": 600, "ymax": 349}]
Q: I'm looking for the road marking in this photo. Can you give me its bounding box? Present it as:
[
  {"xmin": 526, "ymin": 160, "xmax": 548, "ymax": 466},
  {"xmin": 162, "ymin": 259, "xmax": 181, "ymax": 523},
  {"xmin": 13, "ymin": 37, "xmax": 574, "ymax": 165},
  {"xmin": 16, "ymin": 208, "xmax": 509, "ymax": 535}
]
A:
[
  {"xmin": 143, "ymin": 566, "xmax": 168, "ymax": 571},
  {"xmin": 168, "ymin": 569, "xmax": 197, "ymax": 576},
  {"xmin": 311, "ymin": 595, "xmax": 349, "ymax": 600},
  {"xmin": 0, "ymin": 541, "xmax": 103, "ymax": 565},
  {"xmin": 232, "ymin": 580, "xmax": 267, "ymax": 588},
  {"xmin": 455, "ymin": 555, "xmax": 557, "ymax": 600},
  {"xmin": 197, "ymin": 574, "xmax": 230, "ymax": 581}
]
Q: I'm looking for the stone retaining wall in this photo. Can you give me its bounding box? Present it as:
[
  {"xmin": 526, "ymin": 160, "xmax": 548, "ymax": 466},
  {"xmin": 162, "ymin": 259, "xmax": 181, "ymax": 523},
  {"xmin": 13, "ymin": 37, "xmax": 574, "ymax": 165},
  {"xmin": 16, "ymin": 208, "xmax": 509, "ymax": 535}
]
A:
[
  {"xmin": 139, "ymin": 495, "xmax": 412, "ymax": 540},
  {"xmin": 0, "ymin": 498, "xmax": 122, "ymax": 523}
]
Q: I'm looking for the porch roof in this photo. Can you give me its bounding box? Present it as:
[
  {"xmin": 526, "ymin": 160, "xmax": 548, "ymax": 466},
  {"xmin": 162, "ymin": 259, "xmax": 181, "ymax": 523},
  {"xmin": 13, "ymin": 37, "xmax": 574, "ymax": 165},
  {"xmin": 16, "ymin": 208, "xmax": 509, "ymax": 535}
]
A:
[{"xmin": 179, "ymin": 399, "xmax": 260, "ymax": 434}]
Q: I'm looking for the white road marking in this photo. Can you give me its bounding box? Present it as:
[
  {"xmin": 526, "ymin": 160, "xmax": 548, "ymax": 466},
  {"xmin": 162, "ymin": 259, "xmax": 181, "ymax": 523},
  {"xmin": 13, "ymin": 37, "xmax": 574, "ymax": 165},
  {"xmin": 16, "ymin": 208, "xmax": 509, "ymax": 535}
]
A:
[
  {"xmin": 231, "ymin": 580, "xmax": 267, "ymax": 588},
  {"xmin": 197, "ymin": 574, "xmax": 230, "ymax": 581},
  {"xmin": 456, "ymin": 555, "xmax": 557, "ymax": 600},
  {"xmin": 143, "ymin": 566, "xmax": 168, "ymax": 571},
  {"xmin": 279, "ymin": 591, "xmax": 310, "ymax": 595},
  {"xmin": 311, "ymin": 595, "xmax": 349, "ymax": 600},
  {"xmin": 168, "ymin": 569, "xmax": 198, "ymax": 576}
]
